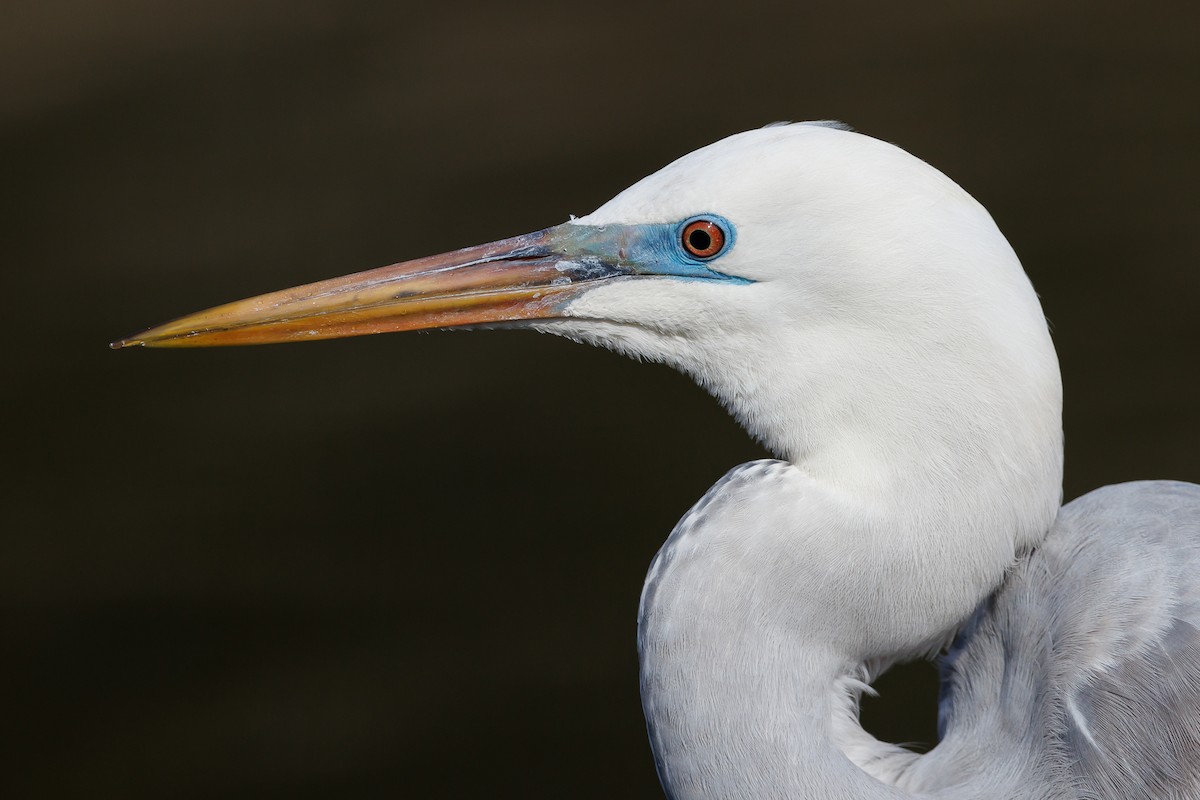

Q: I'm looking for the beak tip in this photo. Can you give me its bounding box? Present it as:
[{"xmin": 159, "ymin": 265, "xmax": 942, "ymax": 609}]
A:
[{"xmin": 110, "ymin": 336, "xmax": 143, "ymax": 350}]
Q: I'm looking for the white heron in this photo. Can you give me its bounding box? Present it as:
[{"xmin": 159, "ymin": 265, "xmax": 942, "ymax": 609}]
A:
[{"xmin": 115, "ymin": 123, "xmax": 1200, "ymax": 799}]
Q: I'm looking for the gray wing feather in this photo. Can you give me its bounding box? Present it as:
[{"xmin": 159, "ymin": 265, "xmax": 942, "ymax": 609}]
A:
[
  {"xmin": 909, "ymin": 481, "xmax": 1200, "ymax": 799},
  {"xmin": 1056, "ymin": 482, "xmax": 1200, "ymax": 798}
]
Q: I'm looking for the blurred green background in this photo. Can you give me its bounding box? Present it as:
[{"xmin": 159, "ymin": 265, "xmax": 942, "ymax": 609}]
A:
[{"xmin": 4, "ymin": 1, "xmax": 1198, "ymax": 797}]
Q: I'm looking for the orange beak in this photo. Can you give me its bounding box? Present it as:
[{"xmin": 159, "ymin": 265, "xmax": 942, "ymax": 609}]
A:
[{"xmin": 113, "ymin": 224, "xmax": 607, "ymax": 348}]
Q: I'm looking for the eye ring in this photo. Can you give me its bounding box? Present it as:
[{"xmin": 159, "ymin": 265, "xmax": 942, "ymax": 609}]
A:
[{"xmin": 681, "ymin": 219, "xmax": 727, "ymax": 260}]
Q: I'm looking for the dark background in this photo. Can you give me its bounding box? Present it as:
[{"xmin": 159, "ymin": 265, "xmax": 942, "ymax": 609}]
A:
[{"xmin": 4, "ymin": 1, "xmax": 1197, "ymax": 797}]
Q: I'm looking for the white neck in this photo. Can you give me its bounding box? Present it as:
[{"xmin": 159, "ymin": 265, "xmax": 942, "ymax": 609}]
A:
[
  {"xmin": 562, "ymin": 268, "xmax": 1063, "ymax": 794},
  {"xmin": 637, "ymin": 466, "xmax": 913, "ymax": 799},
  {"xmin": 635, "ymin": 434, "xmax": 1057, "ymax": 798}
]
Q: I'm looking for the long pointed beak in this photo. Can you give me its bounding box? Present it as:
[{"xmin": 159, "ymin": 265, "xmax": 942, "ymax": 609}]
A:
[{"xmin": 111, "ymin": 223, "xmax": 615, "ymax": 349}]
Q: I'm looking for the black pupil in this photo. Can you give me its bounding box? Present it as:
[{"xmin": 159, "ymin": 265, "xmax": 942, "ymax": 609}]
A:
[{"xmin": 688, "ymin": 228, "xmax": 712, "ymax": 252}]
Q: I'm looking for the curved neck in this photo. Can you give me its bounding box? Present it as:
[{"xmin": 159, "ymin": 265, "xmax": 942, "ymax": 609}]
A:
[
  {"xmin": 633, "ymin": 456, "xmax": 1053, "ymax": 800},
  {"xmin": 638, "ymin": 510, "xmax": 912, "ymax": 799}
]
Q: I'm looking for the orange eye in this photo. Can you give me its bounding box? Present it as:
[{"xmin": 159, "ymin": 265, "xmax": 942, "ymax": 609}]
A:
[{"xmin": 681, "ymin": 219, "xmax": 726, "ymax": 259}]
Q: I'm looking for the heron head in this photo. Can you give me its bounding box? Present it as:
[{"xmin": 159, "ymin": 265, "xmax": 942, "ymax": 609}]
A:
[{"xmin": 115, "ymin": 123, "xmax": 1061, "ymax": 523}]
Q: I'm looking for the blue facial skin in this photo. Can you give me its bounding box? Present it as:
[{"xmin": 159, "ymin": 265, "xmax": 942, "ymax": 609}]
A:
[{"xmin": 549, "ymin": 215, "xmax": 752, "ymax": 286}]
